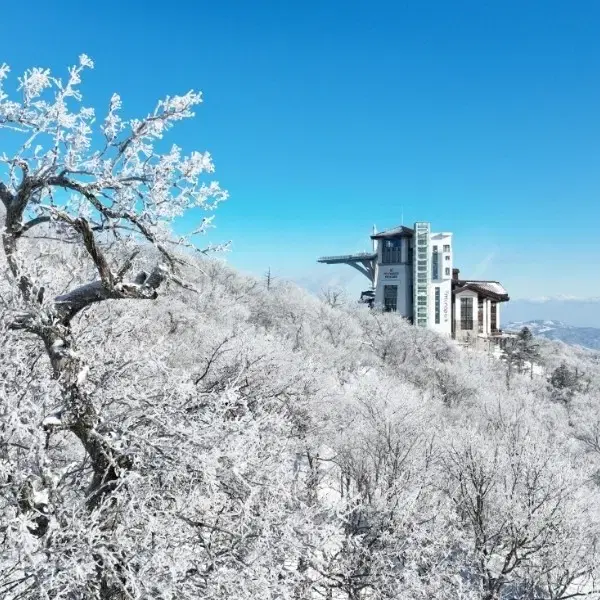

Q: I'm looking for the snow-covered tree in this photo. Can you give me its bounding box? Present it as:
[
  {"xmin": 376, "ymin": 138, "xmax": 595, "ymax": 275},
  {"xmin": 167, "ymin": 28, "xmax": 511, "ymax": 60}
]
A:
[{"xmin": 0, "ymin": 56, "xmax": 228, "ymax": 599}]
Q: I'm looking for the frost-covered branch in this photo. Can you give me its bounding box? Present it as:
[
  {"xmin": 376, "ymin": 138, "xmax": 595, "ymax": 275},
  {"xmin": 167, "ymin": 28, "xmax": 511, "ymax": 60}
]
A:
[{"xmin": 0, "ymin": 56, "xmax": 228, "ymax": 599}]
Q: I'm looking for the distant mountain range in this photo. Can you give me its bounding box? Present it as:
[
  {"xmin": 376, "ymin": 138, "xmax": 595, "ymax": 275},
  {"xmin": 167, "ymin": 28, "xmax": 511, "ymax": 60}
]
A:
[
  {"xmin": 503, "ymin": 297, "xmax": 600, "ymax": 328},
  {"xmin": 505, "ymin": 320, "xmax": 600, "ymax": 350}
]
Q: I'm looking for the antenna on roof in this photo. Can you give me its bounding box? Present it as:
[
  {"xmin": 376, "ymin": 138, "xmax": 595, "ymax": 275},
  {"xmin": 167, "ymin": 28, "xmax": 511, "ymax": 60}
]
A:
[{"xmin": 372, "ymin": 224, "xmax": 377, "ymax": 253}]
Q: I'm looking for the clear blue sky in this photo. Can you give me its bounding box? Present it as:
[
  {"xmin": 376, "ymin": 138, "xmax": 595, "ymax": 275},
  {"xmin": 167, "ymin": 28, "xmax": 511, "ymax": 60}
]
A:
[{"xmin": 3, "ymin": 0, "xmax": 600, "ymax": 301}]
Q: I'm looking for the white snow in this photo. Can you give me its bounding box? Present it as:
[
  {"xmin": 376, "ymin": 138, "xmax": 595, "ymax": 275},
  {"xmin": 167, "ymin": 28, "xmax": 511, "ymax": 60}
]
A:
[{"xmin": 32, "ymin": 488, "xmax": 49, "ymax": 506}]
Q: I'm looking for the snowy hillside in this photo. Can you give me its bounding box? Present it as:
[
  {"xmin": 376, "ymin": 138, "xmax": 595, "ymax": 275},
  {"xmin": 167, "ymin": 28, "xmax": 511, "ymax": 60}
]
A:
[
  {"xmin": 4, "ymin": 241, "xmax": 600, "ymax": 599},
  {"xmin": 507, "ymin": 319, "xmax": 600, "ymax": 350}
]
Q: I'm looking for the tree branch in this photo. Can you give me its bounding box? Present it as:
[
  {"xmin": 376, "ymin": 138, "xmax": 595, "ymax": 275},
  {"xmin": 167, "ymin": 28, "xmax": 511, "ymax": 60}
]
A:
[
  {"xmin": 0, "ymin": 181, "xmax": 13, "ymax": 208},
  {"xmin": 8, "ymin": 263, "xmax": 168, "ymax": 331},
  {"xmin": 54, "ymin": 263, "xmax": 167, "ymax": 322},
  {"xmin": 17, "ymin": 216, "xmax": 52, "ymax": 237},
  {"xmin": 115, "ymin": 250, "xmax": 140, "ymax": 283},
  {"xmin": 68, "ymin": 216, "xmax": 114, "ymax": 285},
  {"xmin": 46, "ymin": 174, "xmax": 176, "ymax": 268}
]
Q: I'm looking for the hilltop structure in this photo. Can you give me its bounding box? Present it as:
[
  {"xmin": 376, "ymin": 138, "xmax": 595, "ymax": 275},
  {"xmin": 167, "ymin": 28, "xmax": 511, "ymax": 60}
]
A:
[{"xmin": 318, "ymin": 221, "xmax": 509, "ymax": 342}]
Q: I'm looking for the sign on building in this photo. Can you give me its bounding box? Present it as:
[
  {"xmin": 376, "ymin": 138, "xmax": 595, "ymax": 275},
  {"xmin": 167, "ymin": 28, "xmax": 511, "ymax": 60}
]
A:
[{"xmin": 443, "ymin": 290, "xmax": 450, "ymax": 323}]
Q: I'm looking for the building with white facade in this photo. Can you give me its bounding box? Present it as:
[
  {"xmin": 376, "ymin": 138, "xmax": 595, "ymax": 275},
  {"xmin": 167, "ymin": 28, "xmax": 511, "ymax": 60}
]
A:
[{"xmin": 317, "ymin": 221, "xmax": 509, "ymax": 342}]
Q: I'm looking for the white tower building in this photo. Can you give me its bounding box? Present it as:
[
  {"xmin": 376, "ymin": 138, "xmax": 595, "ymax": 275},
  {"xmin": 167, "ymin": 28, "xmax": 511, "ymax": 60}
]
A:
[
  {"xmin": 370, "ymin": 222, "xmax": 453, "ymax": 335},
  {"xmin": 318, "ymin": 220, "xmax": 509, "ymax": 343}
]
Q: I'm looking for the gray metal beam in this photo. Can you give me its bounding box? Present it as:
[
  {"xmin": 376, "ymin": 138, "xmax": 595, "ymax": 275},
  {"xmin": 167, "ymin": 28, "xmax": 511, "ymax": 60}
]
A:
[{"xmin": 317, "ymin": 253, "xmax": 376, "ymax": 285}]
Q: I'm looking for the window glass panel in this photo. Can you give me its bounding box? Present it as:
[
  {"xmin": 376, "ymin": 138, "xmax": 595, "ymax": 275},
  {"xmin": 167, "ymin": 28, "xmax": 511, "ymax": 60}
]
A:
[
  {"xmin": 383, "ymin": 285, "xmax": 398, "ymax": 312},
  {"xmin": 491, "ymin": 302, "xmax": 497, "ymax": 331},
  {"xmin": 460, "ymin": 297, "xmax": 473, "ymax": 330},
  {"xmin": 432, "ymin": 247, "xmax": 439, "ymax": 279},
  {"xmin": 382, "ymin": 238, "xmax": 402, "ymax": 264}
]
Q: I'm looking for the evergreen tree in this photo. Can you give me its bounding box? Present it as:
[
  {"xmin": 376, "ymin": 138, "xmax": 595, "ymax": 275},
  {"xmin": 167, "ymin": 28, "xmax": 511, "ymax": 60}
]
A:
[
  {"xmin": 503, "ymin": 327, "xmax": 541, "ymax": 387},
  {"xmin": 518, "ymin": 326, "xmax": 541, "ymax": 379},
  {"xmin": 549, "ymin": 362, "xmax": 583, "ymax": 403}
]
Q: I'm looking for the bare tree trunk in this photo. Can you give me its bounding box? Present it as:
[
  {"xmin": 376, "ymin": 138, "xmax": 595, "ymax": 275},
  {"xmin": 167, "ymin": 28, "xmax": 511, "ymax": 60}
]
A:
[
  {"xmin": 506, "ymin": 360, "xmax": 512, "ymax": 390},
  {"xmin": 2, "ymin": 205, "xmax": 165, "ymax": 597}
]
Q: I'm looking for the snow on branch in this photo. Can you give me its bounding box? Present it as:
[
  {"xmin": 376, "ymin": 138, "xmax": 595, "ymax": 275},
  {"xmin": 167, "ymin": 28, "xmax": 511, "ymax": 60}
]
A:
[{"xmin": 0, "ymin": 55, "xmax": 228, "ymax": 256}]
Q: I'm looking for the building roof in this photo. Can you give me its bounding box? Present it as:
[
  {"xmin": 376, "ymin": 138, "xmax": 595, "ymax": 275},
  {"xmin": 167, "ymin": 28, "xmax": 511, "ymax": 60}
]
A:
[
  {"xmin": 370, "ymin": 225, "xmax": 414, "ymax": 239},
  {"xmin": 469, "ymin": 281, "xmax": 508, "ymax": 296},
  {"xmin": 454, "ymin": 279, "xmax": 510, "ymax": 302}
]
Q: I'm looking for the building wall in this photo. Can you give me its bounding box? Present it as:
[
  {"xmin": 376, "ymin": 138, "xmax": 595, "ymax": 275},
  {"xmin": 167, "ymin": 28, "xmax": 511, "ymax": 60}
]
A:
[
  {"xmin": 371, "ymin": 224, "xmax": 506, "ymax": 335},
  {"xmin": 428, "ymin": 232, "xmax": 453, "ymax": 336},
  {"xmin": 453, "ymin": 289, "xmax": 479, "ymax": 342},
  {"xmin": 373, "ymin": 227, "xmax": 454, "ymax": 330},
  {"xmin": 428, "ymin": 280, "xmax": 452, "ymax": 335},
  {"xmin": 483, "ymin": 297, "xmax": 490, "ymax": 336},
  {"xmin": 373, "ymin": 237, "xmax": 413, "ymax": 319}
]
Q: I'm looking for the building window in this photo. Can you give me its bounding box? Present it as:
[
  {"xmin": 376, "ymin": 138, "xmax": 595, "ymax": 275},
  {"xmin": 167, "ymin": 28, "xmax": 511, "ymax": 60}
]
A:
[
  {"xmin": 443, "ymin": 244, "xmax": 450, "ymax": 252},
  {"xmin": 435, "ymin": 287, "xmax": 440, "ymax": 324},
  {"xmin": 445, "ymin": 255, "xmax": 451, "ymax": 261},
  {"xmin": 444, "ymin": 267, "xmax": 451, "ymax": 276},
  {"xmin": 383, "ymin": 285, "xmax": 398, "ymax": 312},
  {"xmin": 491, "ymin": 302, "xmax": 497, "ymax": 332},
  {"xmin": 460, "ymin": 297, "xmax": 473, "ymax": 330},
  {"xmin": 432, "ymin": 247, "xmax": 439, "ymax": 279},
  {"xmin": 382, "ymin": 239, "xmax": 402, "ymax": 264},
  {"xmin": 478, "ymin": 297, "xmax": 484, "ymax": 333}
]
